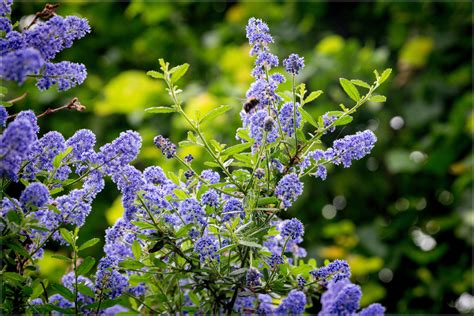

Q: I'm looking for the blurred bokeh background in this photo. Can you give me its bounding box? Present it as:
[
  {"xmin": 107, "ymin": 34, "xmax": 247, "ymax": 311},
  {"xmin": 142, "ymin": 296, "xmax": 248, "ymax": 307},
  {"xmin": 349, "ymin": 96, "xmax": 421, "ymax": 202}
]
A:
[{"xmin": 5, "ymin": 1, "xmax": 473, "ymax": 314}]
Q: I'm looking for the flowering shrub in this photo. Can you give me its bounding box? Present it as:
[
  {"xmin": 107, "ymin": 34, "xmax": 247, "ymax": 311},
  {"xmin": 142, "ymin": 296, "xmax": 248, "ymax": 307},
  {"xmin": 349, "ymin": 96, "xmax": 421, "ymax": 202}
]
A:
[{"xmin": 1, "ymin": 2, "xmax": 391, "ymax": 315}]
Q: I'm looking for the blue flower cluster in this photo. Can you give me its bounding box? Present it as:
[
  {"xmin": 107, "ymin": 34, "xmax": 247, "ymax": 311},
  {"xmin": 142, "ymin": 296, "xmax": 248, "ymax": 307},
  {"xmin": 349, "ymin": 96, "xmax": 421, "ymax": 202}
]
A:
[
  {"xmin": 0, "ymin": 0, "xmax": 90, "ymax": 90},
  {"xmin": 275, "ymin": 173, "xmax": 304, "ymax": 208},
  {"xmin": 310, "ymin": 259, "xmax": 351, "ymax": 285},
  {"xmin": 280, "ymin": 218, "xmax": 304, "ymax": 240},
  {"xmin": 283, "ymin": 53, "xmax": 305, "ymax": 75},
  {"xmin": 320, "ymin": 279, "xmax": 385, "ymax": 316}
]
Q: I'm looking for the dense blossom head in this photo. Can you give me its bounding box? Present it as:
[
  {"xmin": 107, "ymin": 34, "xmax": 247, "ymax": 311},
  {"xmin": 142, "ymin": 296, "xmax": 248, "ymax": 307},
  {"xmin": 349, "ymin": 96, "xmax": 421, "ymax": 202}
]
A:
[
  {"xmin": 283, "ymin": 53, "xmax": 305, "ymax": 75},
  {"xmin": 279, "ymin": 102, "xmax": 301, "ymax": 137},
  {"xmin": 359, "ymin": 303, "xmax": 386, "ymax": 316},
  {"xmin": 222, "ymin": 197, "xmax": 244, "ymax": 221},
  {"xmin": 246, "ymin": 18, "xmax": 273, "ymax": 55},
  {"xmin": 200, "ymin": 169, "xmax": 220, "ymax": 184},
  {"xmin": 319, "ymin": 279, "xmax": 362, "ymax": 316},
  {"xmin": 311, "ymin": 259, "xmax": 351, "ymax": 285},
  {"xmin": 20, "ymin": 182, "xmax": 50, "ymax": 211},
  {"xmin": 249, "ymin": 110, "xmax": 278, "ymax": 150},
  {"xmin": 0, "ymin": 48, "xmax": 44, "ymax": 83},
  {"xmin": 201, "ymin": 188, "xmax": 219, "ymax": 207},
  {"xmin": 153, "ymin": 134, "xmax": 176, "ymax": 159},
  {"xmin": 179, "ymin": 198, "xmax": 207, "ymax": 227},
  {"xmin": 25, "ymin": 15, "xmax": 90, "ymax": 60},
  {"xmin": 0, "ymin": 106, "xmax": 7, "ymax": 127},
  {"xmin": 328, "ymin": 130, "xmax": 377, "ymax": 168},
  {"xmin": 257, "ymin": 294, "xmax": 274, "ymax": 315},
  {"xmin": 0, "ymin": 0, "xmax": 13, "ymax": 17},
  {"xmin": 322, "ymin": 113, "xmax": 337, "ymax": 134},
  {"xmin": 0, "ymin": 112, "xmax": 37, "ymax": 181},
  {"xmin": 24, "ymin": 131, "xmax": 66, "ymax": 179},
  {"xmin": 36, "ymin": 61, "xmax": 87, "ymax": 91},
  {"xmin": 275, "ymin": 290, "xmax": 306, "ymax": 315},
  {"xmin": 56, "ymin": 189, "xmax": 94, "ymax": 228},
  {"xmin": 100, "ymin": 130, "xmax": 142, "ymax": 174},
  {"xmin": 280, "ymin": 218, "xmax": 304, "ymax": 240},
  {"xmin": 275, "ymin": 173, "xmax": 303, "ymax": 208},
  {"xmin": 246, "ymin": 267, "xmax": 262, "ymax": 288},
  {"xmin": 66, "ymin": 129, "xmax": 96, "ymax": 160},
  {"xmin": 194, "ymin": 235, "xmax": 219, "ymax": 263}
]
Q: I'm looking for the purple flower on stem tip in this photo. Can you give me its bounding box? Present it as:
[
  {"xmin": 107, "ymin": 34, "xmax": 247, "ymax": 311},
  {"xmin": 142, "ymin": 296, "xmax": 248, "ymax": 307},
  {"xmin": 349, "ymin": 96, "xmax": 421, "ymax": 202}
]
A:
[{"xmin": 275, "ymin": 173, "xmax": 303, "ymax": 208}]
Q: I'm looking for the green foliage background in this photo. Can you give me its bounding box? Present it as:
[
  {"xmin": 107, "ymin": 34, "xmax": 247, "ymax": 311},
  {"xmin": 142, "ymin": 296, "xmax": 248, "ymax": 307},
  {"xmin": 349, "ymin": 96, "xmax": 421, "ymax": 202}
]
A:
[{"xmin": 5, "ymin": 1, "xmax": 472, "ymax": 314}]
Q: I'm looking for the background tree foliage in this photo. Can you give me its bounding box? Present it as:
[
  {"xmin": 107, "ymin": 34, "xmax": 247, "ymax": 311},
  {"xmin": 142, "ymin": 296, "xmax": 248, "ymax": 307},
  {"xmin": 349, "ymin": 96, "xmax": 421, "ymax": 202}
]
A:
[{"xmin": 5, "ymin": 1, "xmax": 472, "ymax": 314}]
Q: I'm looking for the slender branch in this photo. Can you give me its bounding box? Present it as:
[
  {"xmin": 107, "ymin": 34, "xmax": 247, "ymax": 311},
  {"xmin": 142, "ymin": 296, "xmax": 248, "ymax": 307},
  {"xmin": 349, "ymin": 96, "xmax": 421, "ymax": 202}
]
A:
[
  {"xmin": 7, "ymin": 97, "xmax": 85, "ymax": 120},
  {"xmin": 5, "ymin": 92, "xmax": 28, "ymax": 104},
  {"xmin": 24, "ymin": 3, "xmax": 60, "ymax": 30}
]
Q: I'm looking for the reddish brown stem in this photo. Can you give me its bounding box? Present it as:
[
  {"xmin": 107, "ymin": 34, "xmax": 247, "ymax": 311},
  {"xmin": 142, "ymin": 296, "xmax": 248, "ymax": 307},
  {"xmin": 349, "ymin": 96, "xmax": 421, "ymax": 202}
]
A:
[{"xmin": 7, "ymin": 97, "xmax": 85, "ymax": 120}]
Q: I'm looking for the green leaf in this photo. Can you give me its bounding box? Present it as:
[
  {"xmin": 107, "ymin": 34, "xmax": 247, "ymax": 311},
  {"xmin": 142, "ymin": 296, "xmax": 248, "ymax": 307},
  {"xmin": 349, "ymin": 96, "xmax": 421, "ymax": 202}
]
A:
[
  {"xmin": 170, "ymin": 63, "xmax": 190, "ymax": 83},
  {"xmin": 299, "ymin": 107, "xmax": 318, "ymax": 128},
  {"xmin": 76, "ymin": 256, "xmax": 95, "ymax": 275},
  {"xmin": 199, "ymin": 104, "xmax": 231, "ymax": 125},
  {"xmin": 188, "ymin": 291, "xmax": 200, "ymax": 306},
  {"xmin": 51, "ymin": 284, "xmax": 75, "ymax": 301},
  {"xmin": 53, "ymin": 146, "xmax": 72, "ymax": 169},
  {"xmin": 30, "ymin": 280, "xmax": 45, "ymax": 300},
  {"xmin": 60, "ymin": 228, "xmax": 74, "ymax": 245},
  {"xmin": 204, "ymin": 161, "xmax": 220, "ymax": 168},
  {"xmin": 77, "ymin": 283, "xmax": 95, "ymax": 298},
  {"xmin": 350, "ymin": 79, "xmax": 371, "ymax": 89},
  {"xmin": 379, "ymin": 68, "xmax": 392, "ymax": 84},
  {"xmin": 79, "ymin": 238, "xmax": 100, "ymax": 251},
  {"xmin": 132, "ymin": 240, "xmax": 141, "ymax": 260},
  {"xmin": 50, "ymin": 187, "xmax": 64, "ymax": 196},
  {"xmin": 145, "ymin": 106, "xmax": 176, "ymax": 114},
  {"xmin": 131, "ymin": 221, "xmax": 156, "ymax": 230},
  {"xmin": 236, "ymin": 128, "xmax": 252, "ymax": 142},
  {"xmin": 10, "ymin": 241, "xmax": 31, "ymax": 258},
  {"xmin": 51, "ymin": 255, "xmax": 72, "ymax": 263},
  {"xmin": 0, "ymin": 101, "xmax": 13, "ymax": 107},
  {"xmin": 2, "ymin": 272, "xmax": 24, "ymax": 282},
  {"xmin": 369, "ymin": 95, "xmax": 387, "ymax": 103},
  {"xmin": 173, "ymin": 188, "xmax": 189, "ymax": 200},
  {"xmin": 6, "ymin": 210, "xmax": 21, "ymax": 224},
  {"xmin": 221, "ymin": 143, "xmax": 251, "ymax": 157},
  {"xmin": 304, "ymin": 90, "xmax": 323, "ymax": 104},
  {"xmin": 257, "ymin": 197, "xmax": 279, "ymax": 206},
  {"xmin": 238, "ymin": 240, "xmax": 262, "ymax": 248},
  {"xmin": 229, "ymin": 267, "xmax": 248, "ymax": 276},
  {"xmin": 333, "ymin": 115, "xmax": 353, "ymax": 126},
  {"xmin": 339, "ymin": 78, "xmax": 360, "ymax": 102},
  {"xmin": 119, "ymin": 259, "xmax": 145, "ymax": 270},
  {"xmin": 146, "ymin": 70, "xmax": 164, "ymax": 79}
]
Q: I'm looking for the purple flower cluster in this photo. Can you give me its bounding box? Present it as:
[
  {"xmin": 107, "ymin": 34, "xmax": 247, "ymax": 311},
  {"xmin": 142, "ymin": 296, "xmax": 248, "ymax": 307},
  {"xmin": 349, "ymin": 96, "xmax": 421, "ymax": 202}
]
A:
[
  {"xmin": 19, "ymin": 182, "xmax": 50, "ymax": 211},
  {"xmin": 322, "ymin": 113, "xmax": 337, "ymax": 134},
  {"xmin": 153, "ymin": 134, "xmax": 176, "ymax": 159},
  {"xmin": 325, "ymin": 130, "xmax": 377, "ymax": 168},
  {"xmin": 280, "ymin": 218, "xmax": 304, "ymax": 240},
  {"xmin": 279, "ymin": 102, "xmax": 302, "ymax": 137},
  {"xmin": 310, "ymin": 259, "xmax": 351, "ymax": 285},
  {"xmin": 303, "ymin": 130, "xmax": 377, "ymax": 180},
  {"xmin": 283, "ymin": 53, "xmax": 305, "ymax": 75},
  {"xmin": 36, "ymin": 61, "xmax": 87, "ymax": 91},
  {"xmin": 0, "ymin": 2, "xmax": 90, "ymax": 90},
  {"xmin": 222, "ymin": 197, "xmax": 245, "ymax": 222},
  {"xmin": 0, "ymin": 106, "xmax": 7, "ymax": 127},
  {"xmin": 249, "ymin": 110, "xmax": 278, "ymax": 151},
  {"xmin": 0, "ymin": 111, "xmax": 38, "ymax": 181},
  {"xmin": 246, "ymin": 267, "xmax": 262, "ymax": 288},
  {"xmin": 319, "ymin": 279, "xmax": 385, "ymax": 316},
  {"xmin": 275, "ymin": 173, "xmax": 303, "ymax": 208},
  {"xmin": 194, "ymin": 235, "xmax": 219, "ymax": 263},
  {"xmin": 275, "ymin": 290, "xmax": 307, "ymax": 315}
]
